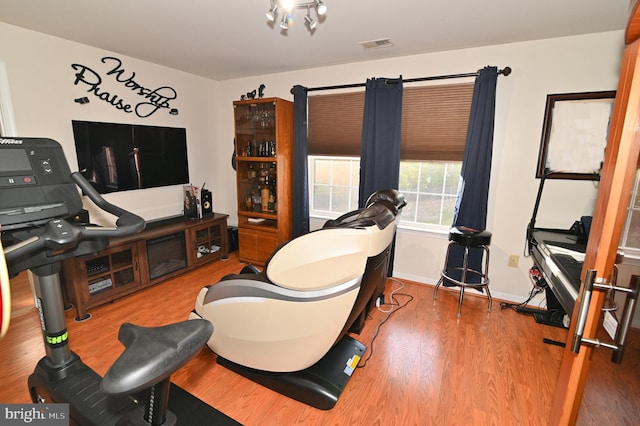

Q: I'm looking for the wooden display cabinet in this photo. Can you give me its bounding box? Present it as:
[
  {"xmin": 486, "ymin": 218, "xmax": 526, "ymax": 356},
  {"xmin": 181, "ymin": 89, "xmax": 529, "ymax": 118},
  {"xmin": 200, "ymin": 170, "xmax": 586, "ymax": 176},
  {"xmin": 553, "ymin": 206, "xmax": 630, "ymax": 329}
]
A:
[
  {"xmin": 62, "ymin": 213, "xmax": 228, "ymax": 320},
  {"xmin": 233, "ymin": 97, "xmax": 293, "ymax": 265}
]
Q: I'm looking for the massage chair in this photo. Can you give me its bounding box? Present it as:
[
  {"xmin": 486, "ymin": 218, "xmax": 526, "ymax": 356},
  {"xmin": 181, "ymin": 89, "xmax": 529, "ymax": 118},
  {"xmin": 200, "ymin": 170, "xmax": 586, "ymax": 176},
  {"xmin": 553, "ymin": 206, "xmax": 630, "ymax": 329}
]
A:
[
  {"xmin": 190, "ymin": 189, "xmax": 405, "ymax": 409},
  {"xmin": 323, "ymin": 189, "xmax": 406, "ymax": 339}
]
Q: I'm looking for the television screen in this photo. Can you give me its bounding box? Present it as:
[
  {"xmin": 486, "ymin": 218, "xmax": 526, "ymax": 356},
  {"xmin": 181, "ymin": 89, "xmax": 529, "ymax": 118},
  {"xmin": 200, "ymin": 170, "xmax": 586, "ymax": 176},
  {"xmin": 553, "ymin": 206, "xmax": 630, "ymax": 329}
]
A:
[{"xmin": 72, "ymin": 120, "xmax": 190, "ymax": 194}]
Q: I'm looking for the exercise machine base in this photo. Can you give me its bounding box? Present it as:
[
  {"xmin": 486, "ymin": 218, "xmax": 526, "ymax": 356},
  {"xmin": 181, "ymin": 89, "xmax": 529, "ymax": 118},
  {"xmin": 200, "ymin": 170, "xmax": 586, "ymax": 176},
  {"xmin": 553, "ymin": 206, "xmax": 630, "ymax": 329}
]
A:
[{"xmin": 217, "ymin": 335, "xmax": 366, "ymax": 410}]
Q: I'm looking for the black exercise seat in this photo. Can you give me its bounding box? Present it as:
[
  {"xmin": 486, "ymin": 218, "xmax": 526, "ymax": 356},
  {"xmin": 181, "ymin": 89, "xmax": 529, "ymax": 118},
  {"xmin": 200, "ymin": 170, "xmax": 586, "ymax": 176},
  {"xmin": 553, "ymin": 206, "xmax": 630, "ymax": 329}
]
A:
[{"xmin": 101, "ymin": 319, "xmax": 213, "ymax": 396}]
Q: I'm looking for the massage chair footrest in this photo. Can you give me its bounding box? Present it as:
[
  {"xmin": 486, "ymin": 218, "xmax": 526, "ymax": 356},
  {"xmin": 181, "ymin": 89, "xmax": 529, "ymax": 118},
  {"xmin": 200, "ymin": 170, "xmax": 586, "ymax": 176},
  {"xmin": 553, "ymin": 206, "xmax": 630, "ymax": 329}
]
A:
[{"xmin": 216, "ymin": 335, "xmax": 366, "ymax": 410}]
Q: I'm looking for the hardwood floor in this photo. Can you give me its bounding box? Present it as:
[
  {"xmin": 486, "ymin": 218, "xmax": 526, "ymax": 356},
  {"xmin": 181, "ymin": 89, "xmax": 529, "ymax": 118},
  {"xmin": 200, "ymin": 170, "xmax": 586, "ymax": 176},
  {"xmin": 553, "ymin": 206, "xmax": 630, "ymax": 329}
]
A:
[
  {"xmin": 7, "ymin": 270, "xmax": 35, "ymax": 318},
  {"xmin": 2, "ymin": 253, "xmax": 638, "ymax": 425}
]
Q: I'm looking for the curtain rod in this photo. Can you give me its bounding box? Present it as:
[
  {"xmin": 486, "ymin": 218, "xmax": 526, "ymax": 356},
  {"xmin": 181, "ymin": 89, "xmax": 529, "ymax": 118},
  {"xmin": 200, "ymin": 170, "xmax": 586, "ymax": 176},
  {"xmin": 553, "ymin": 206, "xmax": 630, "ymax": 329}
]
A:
[{"xmin": 295, "ymin": 66, "xmax": 511, "ymax": 93}]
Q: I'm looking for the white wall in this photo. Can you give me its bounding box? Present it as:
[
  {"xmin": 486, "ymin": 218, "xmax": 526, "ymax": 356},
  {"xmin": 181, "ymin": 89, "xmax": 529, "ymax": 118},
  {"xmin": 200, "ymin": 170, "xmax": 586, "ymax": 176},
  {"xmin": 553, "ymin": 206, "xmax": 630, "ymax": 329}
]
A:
[
  {"xmin": 0, "ymin": 22, "xmax": 221, "ymax": 223},
  {"xmin": 0, "ymin": 21, "xmax": 627, "ymax": 308}
]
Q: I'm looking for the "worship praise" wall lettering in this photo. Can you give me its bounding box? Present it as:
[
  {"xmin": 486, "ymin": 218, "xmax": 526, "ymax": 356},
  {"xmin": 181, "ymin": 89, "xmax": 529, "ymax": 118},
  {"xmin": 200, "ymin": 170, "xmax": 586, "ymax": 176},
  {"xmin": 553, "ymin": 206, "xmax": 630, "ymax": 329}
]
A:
[{"xmin": 71, "ymin": 56, "xmax": 177, "ymax": 118}]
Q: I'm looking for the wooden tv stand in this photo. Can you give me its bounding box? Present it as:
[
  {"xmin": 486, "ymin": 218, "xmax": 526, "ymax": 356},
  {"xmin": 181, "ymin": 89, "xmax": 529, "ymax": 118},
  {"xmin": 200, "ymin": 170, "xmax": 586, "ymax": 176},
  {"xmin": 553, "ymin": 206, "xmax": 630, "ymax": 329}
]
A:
[{"xmin": 61, "ymin": 213, "xmax": 228, "ymax": 321}]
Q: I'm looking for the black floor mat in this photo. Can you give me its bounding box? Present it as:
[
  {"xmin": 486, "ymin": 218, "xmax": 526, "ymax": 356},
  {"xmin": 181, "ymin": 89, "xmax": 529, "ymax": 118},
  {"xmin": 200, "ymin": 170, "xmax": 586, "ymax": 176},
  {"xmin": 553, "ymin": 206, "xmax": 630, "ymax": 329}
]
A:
[{"xmin": 168, "ymin": 382, "xmax": 242, "ymax": 425}]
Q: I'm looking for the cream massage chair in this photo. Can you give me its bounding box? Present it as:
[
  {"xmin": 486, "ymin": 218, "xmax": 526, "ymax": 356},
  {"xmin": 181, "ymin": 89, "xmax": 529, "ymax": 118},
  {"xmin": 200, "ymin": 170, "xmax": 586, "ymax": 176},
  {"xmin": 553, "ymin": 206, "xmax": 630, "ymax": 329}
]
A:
[{"xmin": 190, "ymin": 190, "xmax": 405, "ymax": 409}]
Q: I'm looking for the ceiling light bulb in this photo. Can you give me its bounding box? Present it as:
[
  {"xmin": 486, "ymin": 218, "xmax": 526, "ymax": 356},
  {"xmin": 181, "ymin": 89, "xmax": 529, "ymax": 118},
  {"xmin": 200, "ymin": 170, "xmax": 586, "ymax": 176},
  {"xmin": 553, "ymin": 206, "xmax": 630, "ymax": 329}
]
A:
[
  {"xmin": 280, "ymin": 13, "xmax": 289, "ymax": 30},
  {"xmin": 282, "ymin": 0, "xmax": 295, "ymax": 13},
  {"xmin": 266, "ymin": 5, "xmax": 278, "ymax": 22},
  {"xmin": 316, "ymin": 0, "xmax": 327, "ymax": 15},
  {"xmin": 305, "ymin": 14, "xmax": 317, "ymax": 30}
]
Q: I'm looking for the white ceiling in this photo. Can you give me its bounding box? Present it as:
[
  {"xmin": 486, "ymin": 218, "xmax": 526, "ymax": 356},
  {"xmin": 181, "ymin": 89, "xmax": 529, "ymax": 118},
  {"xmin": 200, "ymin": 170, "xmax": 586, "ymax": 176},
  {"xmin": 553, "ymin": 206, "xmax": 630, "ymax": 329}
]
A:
[{"xmin": 0, "ymin": 0, "xmax": 630, "ymax": 81}]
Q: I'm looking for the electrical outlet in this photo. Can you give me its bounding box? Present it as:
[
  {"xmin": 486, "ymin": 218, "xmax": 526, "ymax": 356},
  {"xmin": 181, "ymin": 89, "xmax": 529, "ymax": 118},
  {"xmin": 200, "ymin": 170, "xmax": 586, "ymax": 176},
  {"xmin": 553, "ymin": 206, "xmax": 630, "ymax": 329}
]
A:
[{"xmin": 508, "ymin": 254, "xmax": 519, "ymax": 268}]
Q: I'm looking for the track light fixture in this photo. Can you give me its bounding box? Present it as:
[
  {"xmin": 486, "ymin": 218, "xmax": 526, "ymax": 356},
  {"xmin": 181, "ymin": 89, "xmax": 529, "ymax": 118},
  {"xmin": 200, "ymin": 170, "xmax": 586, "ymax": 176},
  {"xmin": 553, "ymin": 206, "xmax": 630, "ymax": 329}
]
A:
[
  {"xmin": 266, "ymin": 4, "xmax": 278, "ymax": 21},
  {"xmin": 280, "ymin": 13, "xmax": 289, "ymax": 30},
  {"xmin": 304, "ymin": 11, "xmax": 317, "ymax": 30},
  {"xmin": 266, "ymin": 0, "xmax": 327, "ymax": 32}
]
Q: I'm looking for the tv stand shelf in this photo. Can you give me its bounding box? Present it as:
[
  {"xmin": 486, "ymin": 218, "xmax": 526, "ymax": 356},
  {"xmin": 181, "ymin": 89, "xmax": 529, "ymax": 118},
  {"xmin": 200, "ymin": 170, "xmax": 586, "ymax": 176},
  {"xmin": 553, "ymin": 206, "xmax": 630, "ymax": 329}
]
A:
[{"xmin": 62, "ymin": 213, "xmax": 228, "ymax": 321}]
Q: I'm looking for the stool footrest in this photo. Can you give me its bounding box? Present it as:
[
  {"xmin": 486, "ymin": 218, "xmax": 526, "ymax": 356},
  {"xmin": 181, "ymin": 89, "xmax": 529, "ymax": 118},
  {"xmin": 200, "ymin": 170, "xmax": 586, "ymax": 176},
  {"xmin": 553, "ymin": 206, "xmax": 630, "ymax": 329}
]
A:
[{"xmin": 441, "ymin": 269, "xmax": 490, "ymax": 288}]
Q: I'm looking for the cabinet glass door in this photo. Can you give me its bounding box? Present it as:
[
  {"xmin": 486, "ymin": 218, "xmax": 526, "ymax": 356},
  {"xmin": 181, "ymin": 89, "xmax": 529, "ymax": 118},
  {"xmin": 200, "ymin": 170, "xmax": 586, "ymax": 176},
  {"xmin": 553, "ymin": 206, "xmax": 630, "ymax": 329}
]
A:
[
  {"xmin": 194, "ymin": 224, "xmax": 223, "ymax": 259},
  {"xmin": 85, "ymin": 246, "xmax": 138, "ymax": 295},
  {"xmin": 111, "ymin": 248, "xmax": 136, "ymax": 287},
  {"xmin": 234, "ymin": 100, "xmax": 279, "ymax": 230}
]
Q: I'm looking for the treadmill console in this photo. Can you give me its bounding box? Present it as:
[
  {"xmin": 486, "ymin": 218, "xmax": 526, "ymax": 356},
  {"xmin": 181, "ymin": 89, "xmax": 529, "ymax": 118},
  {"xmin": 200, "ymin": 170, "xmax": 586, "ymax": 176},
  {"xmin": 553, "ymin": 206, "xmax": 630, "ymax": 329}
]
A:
[{"xmin": 0, "ymin": 137, "xmax": 82, "ymax": 230}]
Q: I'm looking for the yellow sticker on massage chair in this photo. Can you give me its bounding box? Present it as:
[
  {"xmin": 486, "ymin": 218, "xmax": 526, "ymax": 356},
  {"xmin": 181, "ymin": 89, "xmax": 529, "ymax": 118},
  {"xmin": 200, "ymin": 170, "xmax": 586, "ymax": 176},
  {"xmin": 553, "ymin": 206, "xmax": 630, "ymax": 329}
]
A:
[{"xmin": 344, "ymin": 355, "xmax": 361, "ymax": 376}]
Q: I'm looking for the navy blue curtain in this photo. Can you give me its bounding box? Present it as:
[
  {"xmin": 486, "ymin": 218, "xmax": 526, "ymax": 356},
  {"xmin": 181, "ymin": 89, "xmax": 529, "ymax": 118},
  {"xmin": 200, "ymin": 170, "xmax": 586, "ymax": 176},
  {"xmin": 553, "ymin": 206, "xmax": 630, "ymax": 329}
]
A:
[
  {"xmin": 292, "ymin": 85, "xmax": 309, "ymax": 238},
  {"xmin": 358, "ymin": 77, "xmax": 403, "ymax": 207},
  {"xmin": 446, "ymin": 66, "xmax": 498, "ymax": 284},
  {"xmin": 359, "ymin": 77, "xmax": 403, "ymax": 276}
]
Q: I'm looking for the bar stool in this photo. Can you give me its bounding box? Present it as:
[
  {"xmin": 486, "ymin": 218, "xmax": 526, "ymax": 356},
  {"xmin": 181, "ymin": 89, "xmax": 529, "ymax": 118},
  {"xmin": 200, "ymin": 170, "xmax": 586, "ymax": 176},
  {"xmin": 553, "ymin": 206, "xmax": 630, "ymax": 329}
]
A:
[{"xmin": 433, "ymin": 226, "xmax": 492, "ymax": 316}]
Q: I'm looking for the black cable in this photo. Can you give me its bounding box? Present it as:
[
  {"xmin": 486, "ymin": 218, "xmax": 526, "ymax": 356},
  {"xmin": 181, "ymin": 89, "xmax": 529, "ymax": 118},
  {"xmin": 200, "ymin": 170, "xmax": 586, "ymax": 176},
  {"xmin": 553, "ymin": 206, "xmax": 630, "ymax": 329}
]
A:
[{"xmin": 499, "ymin": 286, "xmax": 543, "ymax": 312}]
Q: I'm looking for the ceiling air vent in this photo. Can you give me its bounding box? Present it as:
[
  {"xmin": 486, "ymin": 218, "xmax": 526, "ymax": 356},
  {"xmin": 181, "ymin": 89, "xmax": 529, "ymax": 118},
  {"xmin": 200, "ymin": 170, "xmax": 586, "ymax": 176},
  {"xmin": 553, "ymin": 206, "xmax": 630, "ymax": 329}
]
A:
[{"xmin": 358, "ymin": 38, "xmax": 394, "ymax": 49}]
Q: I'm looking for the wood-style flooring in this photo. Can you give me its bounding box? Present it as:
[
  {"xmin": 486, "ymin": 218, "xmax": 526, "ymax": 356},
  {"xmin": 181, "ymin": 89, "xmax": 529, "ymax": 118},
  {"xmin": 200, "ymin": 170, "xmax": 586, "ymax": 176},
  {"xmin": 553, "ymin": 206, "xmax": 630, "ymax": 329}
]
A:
[{"xmin": 1, "ymin": 253, "xmax": 638, "ymax": 425}]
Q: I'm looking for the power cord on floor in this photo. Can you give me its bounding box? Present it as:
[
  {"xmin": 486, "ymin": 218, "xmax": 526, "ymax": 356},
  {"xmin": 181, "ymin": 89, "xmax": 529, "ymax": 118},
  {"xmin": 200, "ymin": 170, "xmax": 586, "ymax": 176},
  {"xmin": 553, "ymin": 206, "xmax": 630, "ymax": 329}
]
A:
[
  {"xmin": 499, "ymin": 285, "xmax": 544, "ymax": 312},
  {"xmin": 375, "ymin": 277, "xmax": 406, "ymax": 313},
  {"xmin": 357, "ymin": 278, "xmax": 413, "ymax": 368}
]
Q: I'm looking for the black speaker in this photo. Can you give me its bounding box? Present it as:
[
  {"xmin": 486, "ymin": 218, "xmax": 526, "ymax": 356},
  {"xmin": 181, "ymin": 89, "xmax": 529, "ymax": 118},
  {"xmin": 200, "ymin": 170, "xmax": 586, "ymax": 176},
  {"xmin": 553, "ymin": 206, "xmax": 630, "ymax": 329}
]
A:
[
  {"xmin": 201, "ymin": 189, "xmax": 213, "ymax": 216},
  {"xmin": 227, "ymin": 226, "xmax": 239, "ymax": 252}
]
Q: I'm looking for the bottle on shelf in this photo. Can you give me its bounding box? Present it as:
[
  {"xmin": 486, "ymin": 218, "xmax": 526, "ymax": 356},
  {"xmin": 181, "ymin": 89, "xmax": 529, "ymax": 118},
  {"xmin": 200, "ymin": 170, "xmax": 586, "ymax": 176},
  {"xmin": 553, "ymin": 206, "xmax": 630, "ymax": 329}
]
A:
[
  {"xmin": 251, "ymin": 185, "xmax": 261, "ymax": 212},
  {"xmin": 268, "ymin": 165, "xmax": 276, "ymax": 213},
  {"xmin": 263, "ymin": 168, "xmax": 271, "ymax": 187},
  {"xmin": 259, "ymin": 163, "xmax": 267, "ymax": 185},
  {"xmin": 247, "ymin": 163, "xmax": 256, "ymax": 180},
  {"xmin": 261, "ymin": 186, "xmax": 270, "ymax": 212},
  {"xmin": 245, "ymin": 192, "xmax": 252, "ymax": 211}
]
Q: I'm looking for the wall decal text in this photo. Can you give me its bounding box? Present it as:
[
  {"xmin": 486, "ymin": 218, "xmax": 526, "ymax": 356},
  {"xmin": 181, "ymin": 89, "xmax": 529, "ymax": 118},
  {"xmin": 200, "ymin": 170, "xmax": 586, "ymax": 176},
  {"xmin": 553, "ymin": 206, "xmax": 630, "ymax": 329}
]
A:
[{"xmin": 71, "ymin": 56, "xmax": 177, "ymax": 118}]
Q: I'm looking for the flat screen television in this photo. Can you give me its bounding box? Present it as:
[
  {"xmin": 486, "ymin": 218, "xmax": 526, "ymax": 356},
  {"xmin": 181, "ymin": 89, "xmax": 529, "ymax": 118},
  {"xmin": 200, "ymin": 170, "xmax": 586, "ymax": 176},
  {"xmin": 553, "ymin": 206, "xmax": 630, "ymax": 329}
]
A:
[{"xmin": 72, "ymin": 120, "xmax": 190, "ymax": 194}]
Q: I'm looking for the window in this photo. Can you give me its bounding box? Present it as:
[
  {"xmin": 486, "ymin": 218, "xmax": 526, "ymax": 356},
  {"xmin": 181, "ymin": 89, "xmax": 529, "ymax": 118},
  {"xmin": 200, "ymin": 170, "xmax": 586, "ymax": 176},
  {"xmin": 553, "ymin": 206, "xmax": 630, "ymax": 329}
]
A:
[
  {"xmin": 307, "ymin": 81, "xmax": 473, "ymax": 228},
  {"xmin": 308, "ymin": 156, "xmax": 462, "ymax": 228},
  {"xmin": 308, "ymin": 156, "xmax": 359, "ymax": 216},
  {"xmin": 620, "ymin": 169, "xmax": 640, "ymax": 256},
  {"xmin": 398, "ymin": 161, "xmax": 461, "ymax": 227}
]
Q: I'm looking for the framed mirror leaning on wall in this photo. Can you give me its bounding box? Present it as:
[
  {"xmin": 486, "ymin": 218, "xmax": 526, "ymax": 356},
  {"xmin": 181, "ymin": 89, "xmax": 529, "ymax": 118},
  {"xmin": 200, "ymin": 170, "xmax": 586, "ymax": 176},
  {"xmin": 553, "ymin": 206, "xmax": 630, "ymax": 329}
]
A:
[{"xmin": 536, "ymin": 90, "xmax": 616, "ymax": 180}]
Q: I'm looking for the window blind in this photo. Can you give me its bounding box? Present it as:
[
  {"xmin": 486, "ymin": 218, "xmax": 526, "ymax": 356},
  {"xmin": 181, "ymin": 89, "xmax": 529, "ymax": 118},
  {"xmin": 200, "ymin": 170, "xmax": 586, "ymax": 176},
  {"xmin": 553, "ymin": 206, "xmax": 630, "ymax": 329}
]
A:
[
  {"xmin": 308, "ymin": 91, "xmax": 364, "ymax": 156},
  {"xmin": 307, "ymin": 82, "xmax": 474, "ymax": 161}
]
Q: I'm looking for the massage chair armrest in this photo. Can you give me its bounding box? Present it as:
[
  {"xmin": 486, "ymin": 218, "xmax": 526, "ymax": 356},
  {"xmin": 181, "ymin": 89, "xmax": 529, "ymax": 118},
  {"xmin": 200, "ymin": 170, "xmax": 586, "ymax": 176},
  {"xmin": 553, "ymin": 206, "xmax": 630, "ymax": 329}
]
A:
[
  {"xmin": 193, "ymin": 275, "xmax": 364, "ymax": 372},
  {"xmin": 219, "ymin": 263, "xmax": 267, "ymax": 283},
  {"xmin": 202, "ymin": 276, "xmax": 362, "ymax": 306},
  {"xmin": 219, "ymin": 273, "xmax": 271, "ymax": 286},
  {"xmin": 240, "ymin": 264, "xmax": 262, "ymax": 274}
]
